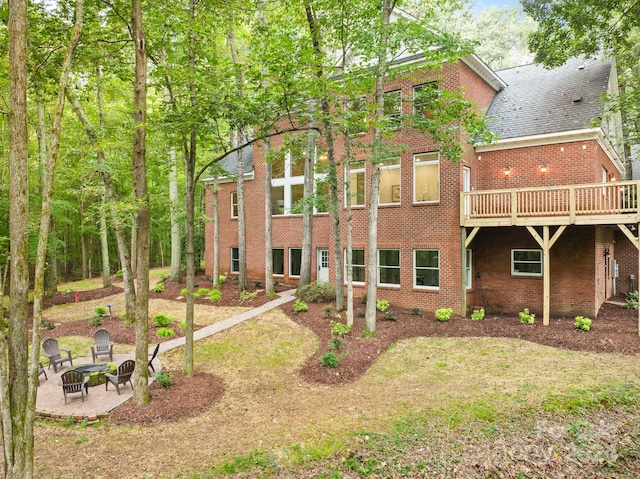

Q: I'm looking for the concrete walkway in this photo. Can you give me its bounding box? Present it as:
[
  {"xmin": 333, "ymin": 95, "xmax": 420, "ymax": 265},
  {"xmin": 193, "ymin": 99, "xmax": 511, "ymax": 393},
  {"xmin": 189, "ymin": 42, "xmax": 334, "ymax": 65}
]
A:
[{"xmin": 36, "ymin": 289, "xmax": 297, "ymax": 422}]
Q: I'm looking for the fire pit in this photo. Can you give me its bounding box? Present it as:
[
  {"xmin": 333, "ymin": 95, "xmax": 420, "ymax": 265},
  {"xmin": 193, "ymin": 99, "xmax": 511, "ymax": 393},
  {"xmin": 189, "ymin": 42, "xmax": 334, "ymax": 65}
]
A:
[{"xmin": 69, "ymin": 363, "xmax": 116, "ymax": 387}]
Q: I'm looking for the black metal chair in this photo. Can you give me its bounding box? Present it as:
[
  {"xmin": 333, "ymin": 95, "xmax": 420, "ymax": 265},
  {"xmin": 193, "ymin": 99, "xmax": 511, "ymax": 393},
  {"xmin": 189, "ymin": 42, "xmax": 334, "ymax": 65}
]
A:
[
  {"xmin": 90, "ymin": 328, "xmax": 114, "ymax": 362},
  {"xmin": 148, "ymin": 343, "xmax": 160, "ymax": 373},
  {"xmin": 42, "ymin": 338, "xmax": 73, "ymax": 373},
  {"xmin": 59, "ymin": 370, "xmax": 89, "ymax": 404},
  {"xmin": 105, "ymin": 359, "xmax": 135, "ymax": 395}
]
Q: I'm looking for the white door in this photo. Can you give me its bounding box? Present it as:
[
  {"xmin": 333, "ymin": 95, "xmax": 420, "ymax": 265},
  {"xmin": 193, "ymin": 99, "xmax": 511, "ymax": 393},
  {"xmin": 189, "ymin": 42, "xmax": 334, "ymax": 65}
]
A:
[{"xmin": 317, "ymin": 248, "xmax": 329, "ymax": 283}]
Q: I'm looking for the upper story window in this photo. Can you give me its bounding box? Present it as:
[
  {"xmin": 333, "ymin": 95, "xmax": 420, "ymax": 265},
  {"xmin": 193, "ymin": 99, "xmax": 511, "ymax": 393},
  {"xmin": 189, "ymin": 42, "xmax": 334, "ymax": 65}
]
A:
[
  {"xmin": 413, "ymin": 82, "xmax": 438, "ymax": 117},
  {"xmin": 272, "ymin": 150, "xmax": 326, "ymax": 216},
  {"xmin": 231, "ymin": 191, "xmax": 238, "ymax": 218},
  {"xmin": 346, "ymin": 96, "xmax": 368, "ymax": 136},
  {"xmin": 346, "ymin": 160, "xmax": 366, "ymax": 207},
  {"xmin": 384, "ymin": 90, "xmax": 402, "ymax": 130},
  {"xmin": 511, "ymin": 249, "xmax": 542, "ymax": 276},
  {"xmin": 380, "ymin": 157, "xmax": 401, "ymax": 205},
  {"xmin": 414, "ymin": 152, "xmax": 439, "ymax": 203}
]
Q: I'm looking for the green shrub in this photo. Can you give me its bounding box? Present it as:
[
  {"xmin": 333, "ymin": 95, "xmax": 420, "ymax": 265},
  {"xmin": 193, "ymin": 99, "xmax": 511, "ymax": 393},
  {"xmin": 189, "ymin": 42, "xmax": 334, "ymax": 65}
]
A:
[
  {"xmin": 94, "ymin": 306, "xmax": 107, "ymax": 317},
  {"xmin": 297, "ymin": 282, "xmax": 337, "ymax": 302},
  {"xmin": 156, "ymin": 327, "xmax": 175, "ymax": 338},
  {"xmin": 154, "ymin": 283, "xmax": 165, "ymax": 293},
  {"xmin": 376, "ymin": 299, "xmax": 390, "ymax": 312},
  {"xmin": 411, "ymin": 307, "xmax": 423, "ymax": 316},
  {"xmin": 155, "ymin": 371, "xmax": 172, "ymax": 388},
  {"xmin": 159, "ymin": 273, "xmax": 167, "ymax": 281},
  {"xmin": 624, "ymin": 291, "xmax": 638, "ymax": 310},
  {"xmin": 293, "ymin": 299, "xmax": 309, "ymax": 312},
  {"xmin": 435, "ymin": 308, "xmax": 453, "ymax": 322},
  {"xmin": 471, "ymin": 308, "xmax": 485, "ymax": 321},
  {"xmin": 153, "ymin": 313, "xmax": 173, "ymax": 327},
  {"xmin": 320, "ymin": 352, "xmax": 340, "ymax": 368},
  {"xmin": 219, "ymin": 275, "xmax": 227, "ymax": 284},
  {"xmin": 330, "ymin": 321, "xmax": 352, "ymax": 337},
  {"xmin": 179, "ymin": 320, "xmax": 187, "ymax": 329},
  {"xmin": 41, "ymin": 321, "xmax": 55, "ymax": 330},
  {"xmin": 197, "ymin": 288, "xmax": 211, "ymax": 296},
  {"xmin": 575, "ymin": 315, "xmax": 592, "ymax": 331},
  {"xmin": 240, "ymin": 290, "xmax": 258, "ymax": 301},
  {"xmin": 519, "ymin": 308, "xmax": 535, "ymax": 325},
  {"xmin": 384, "ymin": 310, "xmax": 397, "ymax": 321},
  {"xmin": 209, "ymin": 289, "xmax": 222, "ymax": 302},
  {"xmin": 179, "ymin": 288, "xmax": 188, "ymax": 296},
  {"xmin": 115, "ymin": 270, "xmax": 123, "ymax": 278},
  {"xmin": 323, "ymin": 306, "xmax": 332, "ymax": 317},
  {"xmin": 89, "ymin": 316, "xmax": 103, "ymax": 327},
  {"xmin": 330, "ymin": 337, "xmax": 346, "ymax": 351}
]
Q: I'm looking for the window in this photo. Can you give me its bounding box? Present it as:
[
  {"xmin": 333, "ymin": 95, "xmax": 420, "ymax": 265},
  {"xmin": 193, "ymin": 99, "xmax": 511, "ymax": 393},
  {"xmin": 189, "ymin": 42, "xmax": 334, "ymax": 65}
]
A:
[
  {"xmin": 315, "ymin": 179, "xmax": 329, "ymax": 213},
  {"xmin": 380, "ymin": 157, "xmax": 400, "ymax": 205},
  {"xmin": 466, "ymin": 249, "xmax": 472, "ymax": 290},
  {"xmin": 231, "ymin": 191, "xmax": 238, "ymax": 218},
  {"xmin": 272, "ymin": 150, "xmax": 326, "ymax": 215},
  {"xmin": 414, "ymin": 152, "xmax": 439, "ymax": 202},
  {"xmin": 231, "ymin": 247, "xmax": 239, "ymax": 274},
  {"xmin": 290, "ymin": 154, "xmax": 305, "ymax": 177},
  {"xmin": 273, "ymin": 248, "xmax": 284, "ymax": 276},
  {"xmin": 511, "ymin": 249, "xmax": 542, "ymax": 276},
  {"xmin": 271, "ymin": 186, "xmax": 285, "ymax": 215},
  {"xmin": 384, "ymin": 90, "xmax": 402, "ymax": 129},
  {"xmin": 344, "ymin": 248, "xmax": 365, "ymax": 283},
  {"xmin": 290, "ymin": 248, "xmax": 302, "ymax": 276},
  {"xmin": 413, "ymin": 82, "xmax": 438, "ymax": 117},
  {"xmin": 346, "ymin": 96, "xmax": 367, "ymax": 136},
  {"xmin": 347, "ymin": 160, "xmax": 366, "ymax": 206},
  {"xmin": 378, "ymin": 249, "xmax": 400, "ymax": 286},
  {"xmin": 272, "ymin": 152, "xmax": 285, "ymax": 179},
  {"xmin": 414, "ymin": 250, "xmax": 439, "ymax": 288}
]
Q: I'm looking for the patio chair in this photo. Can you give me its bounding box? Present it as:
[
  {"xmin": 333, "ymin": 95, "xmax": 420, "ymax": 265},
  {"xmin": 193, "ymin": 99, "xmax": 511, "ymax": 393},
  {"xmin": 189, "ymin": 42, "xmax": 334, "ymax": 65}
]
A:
[
  {"xmin": 148, "ymin": 343, "xmax": 160, "ymax": 373},
  {"xmin": 42, "ymin": 338, "xmax": 73, "ymax": 373},
  {"xmin": 39, "ymin": 362, "xmax": 47, "ymax": 381},
  {"xmin": 90, "ymin": 328, "xmax": 114, "ymax": 362},
  {"xmin": 105, "ymin": 359, "xmax": 135, "ymax": 395},
  {"xmin": 59, "ymin": 370, "xmax": 89, "ymax": 404}
]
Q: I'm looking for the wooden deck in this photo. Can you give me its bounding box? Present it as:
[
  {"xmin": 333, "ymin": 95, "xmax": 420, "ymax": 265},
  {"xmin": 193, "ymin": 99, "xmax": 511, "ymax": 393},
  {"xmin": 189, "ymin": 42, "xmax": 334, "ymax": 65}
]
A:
[{"xmin": 461, "ymin": 180, "xmax": 640, "ymax": 227}]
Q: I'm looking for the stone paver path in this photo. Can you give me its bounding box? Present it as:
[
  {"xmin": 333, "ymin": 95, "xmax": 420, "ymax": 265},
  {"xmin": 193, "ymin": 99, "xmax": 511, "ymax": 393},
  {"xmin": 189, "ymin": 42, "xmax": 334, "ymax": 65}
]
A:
[{"xmin": 36, "ymin": 289, "xmax": 296, "ymax": 421}]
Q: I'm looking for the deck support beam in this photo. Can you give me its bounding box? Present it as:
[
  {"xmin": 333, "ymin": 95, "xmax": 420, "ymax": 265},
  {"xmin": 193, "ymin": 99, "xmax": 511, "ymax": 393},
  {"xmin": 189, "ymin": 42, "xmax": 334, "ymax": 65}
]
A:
[
  {"xmin": 617, "ymin": 223, "xmax": 640, "ymax": 335},
  {"xmin": 526, "ymin": 225, "xmax": 566, "ymax": 326}
]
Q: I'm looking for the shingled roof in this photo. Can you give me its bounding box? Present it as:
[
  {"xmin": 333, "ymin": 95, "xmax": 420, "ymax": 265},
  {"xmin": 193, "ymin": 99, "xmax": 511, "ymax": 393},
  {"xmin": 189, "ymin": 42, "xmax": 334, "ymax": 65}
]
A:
[
  {"xmin": 486, "ymin": 57, "xmax": 611, "ymax": 140},
  {"xmin": 211, "ymin": 144, "xmax": 254, "ymax": 178}
]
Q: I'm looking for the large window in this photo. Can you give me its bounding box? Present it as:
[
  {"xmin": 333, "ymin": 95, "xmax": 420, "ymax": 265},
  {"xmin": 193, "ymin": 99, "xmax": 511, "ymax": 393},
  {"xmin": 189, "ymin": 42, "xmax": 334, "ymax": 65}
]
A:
[
  {"xmin": 414, "ymin": 152, "xmax": 439, "ymax": 203},
  {"xmin": 512, "ymin": 249, "xmax": 542, "ymax": 276},
  {"xmin": 290, "ymin": 248, "xmax": 302, "ymax": 276},
  {"xmin": 347, "ymin": 160, "xmax": 366, "ymax": 206},
  {"xmin": 344, "ymin": 248, "xmax": 365, "ymax": 284},
  {"xmin": 231, "ymin": 247, "xmax": 239, "ymax": 274},
  {"xmin": 272, "ymin": 150, "xmax": 327, "ymax": 215},
  {"xmin": 380, "ymin": 157, "xmax": 401, "ymax": 205},
  {"xmin": 413, "ymin": 82, "xmax": 438, "ymax": 117},
  {"xmin": 414, "ymin": 249, "xmax": 439, "ymax": 288},
  {"xmin": 231, "ymin": 191, "xmax": 238, "ymax": 218},
  {"xmin": 384, "ymin": 90, "xmax": 402, "ymax": 129},
  {"xmin": 378, "ymin": 249, "xmax": 400, "ymax": 286},
  {"xmin": 273, "ymin": 248, "xmax": 284, "ymax": 276},
  {"xmin": 346, "ymin": 96, "xmax": 368, "ymax": 136}
]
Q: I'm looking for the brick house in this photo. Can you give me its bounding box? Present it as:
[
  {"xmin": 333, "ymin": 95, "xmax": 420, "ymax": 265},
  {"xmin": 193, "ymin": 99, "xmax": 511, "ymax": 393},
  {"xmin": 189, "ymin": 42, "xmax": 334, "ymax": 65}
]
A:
[{"xmin": 203, "ymin": 54, "xmax": 631, "ymax": 323}]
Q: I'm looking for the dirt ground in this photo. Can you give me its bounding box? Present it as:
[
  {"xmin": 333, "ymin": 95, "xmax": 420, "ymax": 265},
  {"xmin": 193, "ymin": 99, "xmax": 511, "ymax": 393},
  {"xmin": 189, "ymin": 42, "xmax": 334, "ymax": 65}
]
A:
[{"xmin": 39, "ymin": 275, "xmax": 640, "ymax": 427}]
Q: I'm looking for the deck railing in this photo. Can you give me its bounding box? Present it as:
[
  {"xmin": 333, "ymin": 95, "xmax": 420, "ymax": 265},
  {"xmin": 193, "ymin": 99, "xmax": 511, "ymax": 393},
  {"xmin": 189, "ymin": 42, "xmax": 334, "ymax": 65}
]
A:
[{"xmin": 461, "ymin": 180, "xmax": 640, "ymax": 226}]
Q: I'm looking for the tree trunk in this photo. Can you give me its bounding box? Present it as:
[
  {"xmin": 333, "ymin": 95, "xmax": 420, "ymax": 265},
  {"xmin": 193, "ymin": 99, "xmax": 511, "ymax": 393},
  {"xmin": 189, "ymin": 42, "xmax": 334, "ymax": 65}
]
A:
[
  {"xmin": 130, "ymin": 212, "xmax": 138, "ymax": 277},
  {"xmin": 299, "ymin": 127, "xmax": 315, "ymax": 288},
  {"xmin": 212, "ymin": 173, "xmax": 220, "ymax": 288},
  {"xmin": 168, "ymin": 145, "xmax": 181, "ymax": 282},
  {"xmin": 100, "ymin": 195, "xmax": 111, "ymax": 287},
  {"xmin": 4, "ymin": 0, "xmax": 30, "ymax": 475},
  {"xmin": 364, "ymin": 0, "xmax": 393, "ymax": 335},
  {"xmin": 344, "ymin": 135, "xmax": 354, "ymax": 326},
  {"xmin": 80, "ymin": 199, "xmax": 89, "ymax": 279},
  {"xmin": 132, "ymin": 0, "xmax": 150, "ymax": 404},
  {"xmin": 264, "ymin": 139, "xmax": 275, "ymax": 297}
]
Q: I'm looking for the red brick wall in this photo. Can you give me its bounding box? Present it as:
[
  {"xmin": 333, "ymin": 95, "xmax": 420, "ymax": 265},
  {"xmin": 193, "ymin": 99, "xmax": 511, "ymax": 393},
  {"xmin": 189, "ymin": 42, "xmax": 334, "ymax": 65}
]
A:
[{"xmin": 613, "ymin": 230, "xmax": 639, "ymax": 296}]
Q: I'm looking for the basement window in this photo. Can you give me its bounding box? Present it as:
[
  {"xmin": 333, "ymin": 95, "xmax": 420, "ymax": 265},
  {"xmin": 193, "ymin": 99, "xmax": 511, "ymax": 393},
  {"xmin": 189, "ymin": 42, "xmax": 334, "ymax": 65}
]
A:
[{"xmin": 511, "ymin": 249, "xmax": 542, "ymax": 277}]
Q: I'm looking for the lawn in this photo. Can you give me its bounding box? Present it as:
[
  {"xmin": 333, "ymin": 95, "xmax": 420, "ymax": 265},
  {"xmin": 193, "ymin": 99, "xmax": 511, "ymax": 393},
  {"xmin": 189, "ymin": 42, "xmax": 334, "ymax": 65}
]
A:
[{"xmin": 33, "ymin": 285, "xmax": 640, "ymax": 478}]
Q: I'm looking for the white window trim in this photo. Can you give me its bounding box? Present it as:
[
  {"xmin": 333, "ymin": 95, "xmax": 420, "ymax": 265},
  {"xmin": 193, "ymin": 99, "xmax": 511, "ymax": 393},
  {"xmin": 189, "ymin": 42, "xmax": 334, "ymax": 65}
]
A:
[
  {"xmin": 511, "ymin": 249, "xmax": 543, "ymax": 277},
  {"xmin": 231, "ymin": 247, "xmax": 239, "ymax": 274},
  {"xmin": 272, "ymin": 151, "xmax": 329, "ymax": 216},
  {"xmin": 343, "ymin": 248, "xmax": 366, "ymax": 285},
  {"xmin": 231, "ymin": 191, "xmax": 238, "ymax": 218},
  {"xmin": 413, "ymin": 152, "xmax": 440, "ymax": 204},
  {"xmin": 289, "ymin": 248, "xmax": 302, "ymax": 277},
  {"xmin": 377, "ymin": 249, "xmax": 401, "ymax": 287},
  {"xmin": 413, "ymin": 249, "xmax": 440, "ymax": 290},
  {"xmin": 272, "ymin": 248, "xmax": 285, "ymax": 277},
  {"xmin": 345, "ymin": 162, "xmax": 366, "ymax": 208},
  {"xmin": 379, "ymin": 157, "xmax": 401, "ymax": 206}
]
